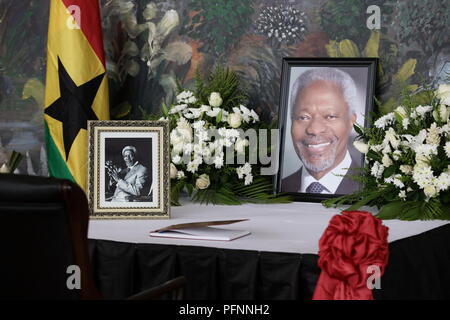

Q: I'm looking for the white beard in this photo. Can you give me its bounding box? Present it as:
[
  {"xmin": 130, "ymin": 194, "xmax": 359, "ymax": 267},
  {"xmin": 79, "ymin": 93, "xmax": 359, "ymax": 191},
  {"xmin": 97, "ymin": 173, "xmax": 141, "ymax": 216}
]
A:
[{"xmin": 300, "ymin": 143, "xmax": 338, "ymax": 173}]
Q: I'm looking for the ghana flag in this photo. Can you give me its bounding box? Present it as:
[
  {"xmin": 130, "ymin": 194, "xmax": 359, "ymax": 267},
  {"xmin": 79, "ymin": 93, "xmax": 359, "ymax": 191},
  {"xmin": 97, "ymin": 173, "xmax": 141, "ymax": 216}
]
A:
[{"xmin": 44, "ymin": 0, "xmax": 109, "ymax": 191}]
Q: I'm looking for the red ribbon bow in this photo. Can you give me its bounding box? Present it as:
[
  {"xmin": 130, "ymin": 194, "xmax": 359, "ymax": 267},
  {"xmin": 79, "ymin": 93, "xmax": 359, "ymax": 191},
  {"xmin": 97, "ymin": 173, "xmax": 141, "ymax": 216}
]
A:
[{"xmin": 313, "ymin": 211, "xmax": 389, "ymax": 300}]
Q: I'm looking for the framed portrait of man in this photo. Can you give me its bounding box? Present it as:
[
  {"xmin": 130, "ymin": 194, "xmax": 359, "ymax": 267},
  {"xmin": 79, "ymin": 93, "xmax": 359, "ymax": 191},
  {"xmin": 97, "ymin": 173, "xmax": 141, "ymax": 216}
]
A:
[
  {"xmin": 87, "ymin": 120, "xmax": 170, "ymax": 218},
  {"xmin": 275, "ymin": 58, "xmax": 377, "ymax": 202}
]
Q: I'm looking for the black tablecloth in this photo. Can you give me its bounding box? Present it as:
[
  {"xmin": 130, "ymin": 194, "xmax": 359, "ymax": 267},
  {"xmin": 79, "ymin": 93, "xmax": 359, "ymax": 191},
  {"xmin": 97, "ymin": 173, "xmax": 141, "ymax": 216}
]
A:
[{"xmin": 88, "ymin": 224, "xmax": 450, "ymax": 300}]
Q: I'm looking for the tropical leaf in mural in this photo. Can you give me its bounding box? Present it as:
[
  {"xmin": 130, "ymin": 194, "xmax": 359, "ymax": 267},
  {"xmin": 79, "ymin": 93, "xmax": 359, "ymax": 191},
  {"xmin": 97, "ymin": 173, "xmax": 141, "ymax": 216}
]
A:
[
  {"xmin": 363, "ymin": 31, "xmax": 380, "ymax": 58},
  {"xmin": 110, "ymin": 101, "xmax": 132, "ymax": 119},
  {"xmin": 326, "ymin": 31, "xmax": 418, "ymax": 114},
  {"xmin": 22, "ymin": 78, "xmax": 44, "ymax": 109},
  {"xmin": 339, "ymin": 39, "xmax": 360, "ymax": 57},
  {"xmin": 227, "ymin": 34, "xmax": 291, "ymax": 121},
  {"xmin": 393, "ymin": 59, "xmax": 417, "ymax": 83},
  {"xmin": 318, "ymin": 0, "xmax": 393, "ymax": 44},
  {"xmin": 101, "ymin": 1, "xmax": 193, "ymax": 117}
]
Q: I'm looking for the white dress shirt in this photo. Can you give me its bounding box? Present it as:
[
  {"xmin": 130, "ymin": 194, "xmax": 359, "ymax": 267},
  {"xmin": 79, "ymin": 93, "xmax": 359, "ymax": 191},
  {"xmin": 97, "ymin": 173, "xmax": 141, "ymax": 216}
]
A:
[{"xmin": 300, "ymin": 151, "xmax": 352, "ymax": 194}]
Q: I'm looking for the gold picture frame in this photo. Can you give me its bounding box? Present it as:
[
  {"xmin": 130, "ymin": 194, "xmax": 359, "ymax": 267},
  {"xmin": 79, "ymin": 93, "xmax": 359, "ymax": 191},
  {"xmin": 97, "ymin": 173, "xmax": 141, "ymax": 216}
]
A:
[{"xmin": 87, "ymin": 120, "xmax": 170, "ymax": 219}]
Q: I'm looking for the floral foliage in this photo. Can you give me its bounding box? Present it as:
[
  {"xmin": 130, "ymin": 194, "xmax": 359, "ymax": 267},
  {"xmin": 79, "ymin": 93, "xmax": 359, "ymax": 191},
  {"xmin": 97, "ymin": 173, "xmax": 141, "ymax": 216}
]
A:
[
  {"xmin": 161, "ymin": 67, "xmax": 290, "ymax": 205},
  {"xmin": 324, "ymin": 84, "xmax": 450, "ymax": 220}
]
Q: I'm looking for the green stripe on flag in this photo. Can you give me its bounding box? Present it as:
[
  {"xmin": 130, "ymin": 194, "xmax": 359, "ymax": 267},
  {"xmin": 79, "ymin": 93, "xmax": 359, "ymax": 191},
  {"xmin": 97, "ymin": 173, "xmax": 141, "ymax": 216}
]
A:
[{"xmin": 44, "ymin": 121, "xmax": 75, "ymax": 182}]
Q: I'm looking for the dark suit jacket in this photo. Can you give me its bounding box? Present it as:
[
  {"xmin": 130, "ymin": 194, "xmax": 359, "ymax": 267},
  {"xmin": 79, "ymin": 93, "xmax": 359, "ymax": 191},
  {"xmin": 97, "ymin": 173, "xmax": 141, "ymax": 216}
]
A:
[{"xmin": 281, "ymin": 158, "xmax": 361, "ymax": 194}]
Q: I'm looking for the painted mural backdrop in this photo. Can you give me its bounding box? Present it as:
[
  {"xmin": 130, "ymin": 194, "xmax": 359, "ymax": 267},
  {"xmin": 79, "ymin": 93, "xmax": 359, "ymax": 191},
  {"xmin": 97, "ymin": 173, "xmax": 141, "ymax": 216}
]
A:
[{"xmin": 0, "ymin": 0, "xmax": 449, "ymax": 175}]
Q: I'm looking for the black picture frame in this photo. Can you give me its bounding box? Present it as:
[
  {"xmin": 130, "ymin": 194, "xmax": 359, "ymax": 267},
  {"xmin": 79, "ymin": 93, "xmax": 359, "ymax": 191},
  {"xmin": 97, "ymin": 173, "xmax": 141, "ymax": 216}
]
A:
[{"xmin": 274, "ymin": 57, "xmax": 378, "ymax": 202}]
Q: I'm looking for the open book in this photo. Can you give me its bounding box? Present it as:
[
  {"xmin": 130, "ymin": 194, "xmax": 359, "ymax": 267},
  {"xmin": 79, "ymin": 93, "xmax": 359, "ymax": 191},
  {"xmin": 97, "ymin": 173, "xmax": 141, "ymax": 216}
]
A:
[{"xmin": 149, "ymin": 219, "xmax": 251, "ymax": 241}]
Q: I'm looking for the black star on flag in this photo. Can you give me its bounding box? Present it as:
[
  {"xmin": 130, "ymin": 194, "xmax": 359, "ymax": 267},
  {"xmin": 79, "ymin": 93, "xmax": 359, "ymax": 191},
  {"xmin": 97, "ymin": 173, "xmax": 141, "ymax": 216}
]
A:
[{"xmin": 45, "ymin": 57, "xmax": 104, "ymax": 160}]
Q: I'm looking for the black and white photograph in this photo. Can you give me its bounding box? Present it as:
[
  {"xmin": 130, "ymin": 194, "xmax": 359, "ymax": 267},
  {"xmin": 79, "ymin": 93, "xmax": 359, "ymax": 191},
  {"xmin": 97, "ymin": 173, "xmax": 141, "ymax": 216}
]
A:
[
  {"xmin": 87, "ymin": 120, "xmax": 170, "ymax": 219},
  {"xmin": 104, "ymin": 138, "xmax": 153, "ymax": 203},
  {"xmin": 275, "ymin": 58, "xmax": 377, "ymax": 202}
]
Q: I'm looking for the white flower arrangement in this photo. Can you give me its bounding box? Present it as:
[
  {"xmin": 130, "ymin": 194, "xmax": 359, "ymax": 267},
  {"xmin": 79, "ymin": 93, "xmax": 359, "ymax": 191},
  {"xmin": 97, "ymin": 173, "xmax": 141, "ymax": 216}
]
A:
[
  {"xmin": 325, "ymin": 84, "xmax": 450, "ymax": 220},
  {"xmin": 161, "ymin": 67, "xmax": 290, "ymax": 205}
]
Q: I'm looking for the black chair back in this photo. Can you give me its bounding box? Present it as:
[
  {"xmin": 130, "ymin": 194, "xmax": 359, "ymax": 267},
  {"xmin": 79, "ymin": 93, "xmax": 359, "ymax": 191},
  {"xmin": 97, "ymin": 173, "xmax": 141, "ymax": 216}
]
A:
[{"xmin": 0, "ymin": 174, "xmax": 99, "ymax": 299}]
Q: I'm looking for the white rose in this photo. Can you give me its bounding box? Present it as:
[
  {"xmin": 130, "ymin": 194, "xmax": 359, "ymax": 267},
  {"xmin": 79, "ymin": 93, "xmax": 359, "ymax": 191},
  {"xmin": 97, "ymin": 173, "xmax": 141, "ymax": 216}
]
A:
[
  {"xmin": 436, "ymin": 84, "xmax": 450, "ymax": 106},
  {"xmin": 353, "ymin": 141, "xmax": 369, "ymax": 154},
  {"xmin": 424, "ymin": 185, "xmax": 438, "ymax": 198},
  {"xmin": 170, "ymin": 163, "xmax": 178, "ymax": 179},
  {"xmin": 195, "ymin": 174, "xmax": 210, "ymax": 190},
  {"xmin": 227, "ymin": 113, "xmax": 242, "ymax": 128},
  {"xmin": 0, "ymin": 163, "xmax": 10, "ymax": 173},
  {"xmin": 208, "ymin": 92, "xmax": 223, "ymax": 107}
]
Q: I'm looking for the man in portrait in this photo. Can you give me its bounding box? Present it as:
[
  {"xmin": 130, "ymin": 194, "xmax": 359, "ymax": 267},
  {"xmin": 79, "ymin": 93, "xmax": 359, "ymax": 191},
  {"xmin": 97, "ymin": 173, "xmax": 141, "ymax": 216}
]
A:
[
  {"xmin": 281, "ymin": 67, "xmax": 361, "ymax": 194},
  {"xmin": 106, "ymin": 145, "xmax": 151, "ymax": 201}
]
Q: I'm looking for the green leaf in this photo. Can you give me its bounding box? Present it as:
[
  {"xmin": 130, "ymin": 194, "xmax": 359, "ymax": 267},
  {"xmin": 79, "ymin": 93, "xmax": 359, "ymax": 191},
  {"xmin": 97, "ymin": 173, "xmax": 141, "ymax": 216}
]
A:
[
  {"xmin": 366, "ymin": 149, "xmax": 382, "ymax": 162},
  {"xmin": 353, "ymin": 124, "xmax": 364, "ymax": 136},
  {"xmin": 383, "ymin": 165, "xmax": 396, "ymax": 178},
  {"xmin": 162, "ymin": 103, "xmax": 169, "ymax": 117},
  {"xmin": 376, "ymin": 201, "xmax": 411, "ymax": 219},
  {"xmin": 216, "ymin": 110, "xmax": 223, "ymax": 123},
  {"xmin": 186, "ymin": 183, "xmax": 194, "ymax": 196}
]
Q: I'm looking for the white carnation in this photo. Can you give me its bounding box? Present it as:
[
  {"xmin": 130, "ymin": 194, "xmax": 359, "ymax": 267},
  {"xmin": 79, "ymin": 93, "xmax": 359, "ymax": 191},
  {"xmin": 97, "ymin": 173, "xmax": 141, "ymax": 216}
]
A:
[
  {"xmin": 382, "ymin": 154, "xmax": 393, "ymax": 167},
  {"xmin": 244, "ymin": 173, "xmax": 253, "ymax": 185},
  {"xmin": 374, "ymin": 113, "xmax": 395, "ymax": 129},
  {"xmin": 370, "ymin": 161, "xmax": 384, "ymax": 179},
  {"xmin": 187, "ymin": 161, "xmax": 199, "ymax": 173},
  {"xmin": 187, "ymin": 108, "xmax": 202, "ymax": 118},
  {"xmin": 392, "ymin": 150, "xmax": 402, "ymax": 161},
  {"xmin": 400, "ymin": 165, "xmax": 413, "ymax": 175},
  {"xmin": 402, "ymin": 118, "xmax": 410, "ymax": 130},
  {"xmin": 436, "ymin": 172, "xmax": 450, "ymax": 191},
  {"xmin": 415, "ymin": 105, "xmax": 433, "ymax": 117},
  {"xmin": 250, "ymin": 109, "xmax": 260, "ymax": 122},
  {"xmin": 445, "ymin": 141, "xmax": 450, "ymax": 158},
  {"xmin": 172, "ymin": 154, "xmax": 182, "ymax": 164},
  {"xmin": 426, "ymin": 122, "xmax": 441, "ymax": 146},
  {"xmin": 241, "ymin": 162, "xmax": 252, "ymax": 175},
  {"xmin": 206, "ymin": 107, "xmax": 222, "ymax": 117},
  {"xmin": 176, "ymin": 90, "xmax": 195, "ymax": 103},
  {"xmin": 177, "ymin": 170, "xmax": 185, "ymax": 180},
  {"xmin": 213, "ymin": 155, "xmax": 224, "ymax": 169}
]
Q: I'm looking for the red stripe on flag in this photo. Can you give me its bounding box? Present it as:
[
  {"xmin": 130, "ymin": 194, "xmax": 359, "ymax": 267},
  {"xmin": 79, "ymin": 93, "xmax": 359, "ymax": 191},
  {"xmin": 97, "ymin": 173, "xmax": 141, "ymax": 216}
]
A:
[{"xmin": 61, "ymin": 0, "xmax": 106, "ymax": 66}]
